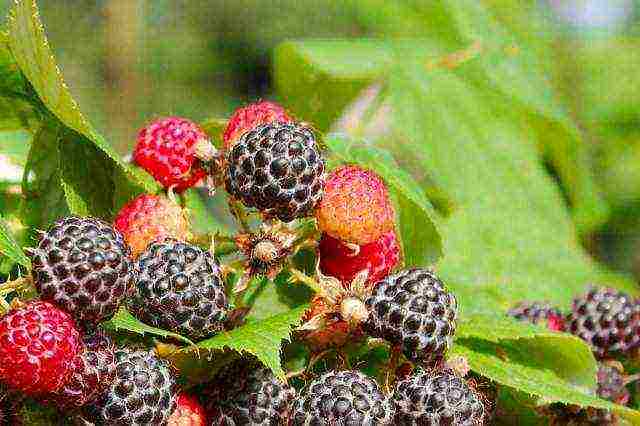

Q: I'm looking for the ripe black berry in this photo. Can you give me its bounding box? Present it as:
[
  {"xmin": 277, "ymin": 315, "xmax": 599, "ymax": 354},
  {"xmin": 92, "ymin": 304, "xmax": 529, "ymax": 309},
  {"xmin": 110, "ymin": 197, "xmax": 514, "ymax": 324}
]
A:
[
  {"xmin": 128, "ymin": 240, "xmax": 229, "ymax": 340},
  {"xmin": 364, "ymin": 268, "xmax": 457, "ymax": 366},
  {"xmin": 81, "ymin": 348, "xmax": 176, "ymax": 425},
  {"xmin": 29, "ymin": 216, "xmax": 135, "ymax": 324},
  {"xmin": 204, "ymin": 360, "xmax": 295, "ymax": 425},
  {"xmin": 566, "ymin": 287, "xmax": 640, "ymax": 358},
  {"xmin": 225, "ymin": 122, "xmax": 325, "ymax": 222},
  {"xmin": 393, "ymin": 369, "xmax": 485, "ymax": 426},
  {"xmin": 289, "ymin": 370, "xmax": 393, "ymax": 425}
]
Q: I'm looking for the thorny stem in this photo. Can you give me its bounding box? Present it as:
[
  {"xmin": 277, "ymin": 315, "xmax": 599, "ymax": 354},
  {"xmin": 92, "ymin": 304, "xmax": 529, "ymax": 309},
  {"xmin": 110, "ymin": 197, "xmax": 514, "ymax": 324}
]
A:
[
  {"xmin": 286, "ymin": 349, "xmax": 333, "ymax": 381},
  {"xmin": 288, "ymin": 267, "xmax": 324, "ymax": 294},
  {"xmin": 229, "ymin": 200, "xmax": 251, "ymax": 233},
  {"xmin": 384, "ymin": 345, "xmax": 402, "ymax": 394}
]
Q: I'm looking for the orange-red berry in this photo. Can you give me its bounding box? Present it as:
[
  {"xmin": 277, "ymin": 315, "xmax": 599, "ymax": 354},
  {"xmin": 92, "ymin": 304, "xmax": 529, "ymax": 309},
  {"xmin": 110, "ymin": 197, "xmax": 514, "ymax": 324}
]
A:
[
  {"xmin": 114, "ymin": 194, "xmax": 190, "ymax": 258},
  {"xmin": 316, "ymin": 166, "xmax": 395, "ymax": 245}
]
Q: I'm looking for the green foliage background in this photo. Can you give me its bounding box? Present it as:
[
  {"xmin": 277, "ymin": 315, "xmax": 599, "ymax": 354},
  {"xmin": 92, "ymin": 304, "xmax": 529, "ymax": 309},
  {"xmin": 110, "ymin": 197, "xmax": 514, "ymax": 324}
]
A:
[{"xmin": 2, "ymin": 0, "xmax": 640, "ymax": 423}]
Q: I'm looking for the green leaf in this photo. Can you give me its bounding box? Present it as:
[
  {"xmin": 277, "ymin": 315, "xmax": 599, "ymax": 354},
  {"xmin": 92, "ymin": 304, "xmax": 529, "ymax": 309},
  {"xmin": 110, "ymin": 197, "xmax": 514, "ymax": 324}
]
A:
[
  {"xmin": 192, "ymin": 304, "xmax": 309, "ymax": 380},
  {"xmin": 444, "ymin": 0, "xmax": 608, "ymax": 234},
  {"xmin": 274, "ymin": 40, "xmax": 392, "ymax": 131},
  {"xmin": 106, "ymin": 306, "xmax": 195, "ymax": 347},
  {"xmin": 386, "ymin": 64, "xmax": 638, "ymax": 310},
  {"xmin": 6, "ymin": 0, "xmax": 158, "ymax": 196},
  {"xmin": 324, "ymin": 134, "xmax": 443, "ymax": 265},
  {"xmin": 453, "ymin": 340, "xmax": 640, "ymax": 423},
  {"xmin": 456, "ymin": 311, "xmax": 597, "ymax": 391},
  {"xmin": 21, "ymin": 121, "xmax": 69, "ymax": 231},
  {"xmin": 0, "ymin": 212, "xmax": 29, "ymax": 268}
]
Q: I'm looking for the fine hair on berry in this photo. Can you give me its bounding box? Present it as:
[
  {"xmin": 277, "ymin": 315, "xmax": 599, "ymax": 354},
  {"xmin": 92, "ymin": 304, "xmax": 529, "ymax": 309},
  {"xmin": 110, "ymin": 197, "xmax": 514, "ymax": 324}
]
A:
[
  {"xmin": 128, "ymin": 239, "xmax": 229, "ymax": 340},
  {"xmin": 289, "ymin": 370, "xmax": 393, "ymax": 425},
  {"xmin": 364, "ymin": 268, "xmax": 457, "ymax": 367},
  {"xmin": 30, "ymin": 216, "xmax": 135, "ymax": 325},
  {"xmin": 225, "ymin": 121, "xmax": 325, "ymax": 222}
]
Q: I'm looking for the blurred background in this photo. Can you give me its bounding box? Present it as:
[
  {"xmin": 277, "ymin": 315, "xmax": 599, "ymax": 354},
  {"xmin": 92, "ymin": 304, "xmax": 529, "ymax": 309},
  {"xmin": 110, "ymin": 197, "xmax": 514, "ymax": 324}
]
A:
[{"xmin": 1, "ymin": 0, "xmax": 640, "ymax": 281}]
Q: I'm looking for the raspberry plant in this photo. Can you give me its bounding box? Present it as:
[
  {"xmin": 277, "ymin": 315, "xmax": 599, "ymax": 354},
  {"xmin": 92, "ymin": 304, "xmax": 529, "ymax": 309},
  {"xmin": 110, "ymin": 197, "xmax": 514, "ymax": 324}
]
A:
[{"xmin": 0, "ymin": 0, "xmax": 639, "ymax": 424}]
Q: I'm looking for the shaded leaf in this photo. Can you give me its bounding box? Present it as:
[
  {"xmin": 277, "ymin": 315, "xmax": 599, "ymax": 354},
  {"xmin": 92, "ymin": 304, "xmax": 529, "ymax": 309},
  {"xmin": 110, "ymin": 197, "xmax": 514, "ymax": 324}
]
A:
[
  {"xmin": 0, "ymin": 212, "xmax": 29, "ymax": 268},
  {"xmin": 453, "ymin": 340, "xmax": 640, "ymax": 423}
]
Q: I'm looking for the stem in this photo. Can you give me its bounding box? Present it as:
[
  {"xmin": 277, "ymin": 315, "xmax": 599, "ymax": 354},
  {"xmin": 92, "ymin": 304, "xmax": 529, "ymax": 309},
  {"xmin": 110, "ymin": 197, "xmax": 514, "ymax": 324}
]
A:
[
  {"xmin": 384, "ymin": 345, "xmax": 402, "ymax": 394},
  {"xmin": 286, "ymin": 349, "xmax": 333, "ymax": 380},
  {"xmin": 229, "ymin": 200, "xmax": 251, "ymax": 233},
  {"xmin": 288, "ymin": 267, "xmax": 323, "ymax": 293}
]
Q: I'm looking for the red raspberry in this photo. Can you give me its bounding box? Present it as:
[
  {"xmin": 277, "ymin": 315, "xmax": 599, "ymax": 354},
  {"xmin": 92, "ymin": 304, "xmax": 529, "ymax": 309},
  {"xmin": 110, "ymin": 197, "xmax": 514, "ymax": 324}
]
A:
[
  {"xmin": 319, "ymin": 232, "xmax": 400, "ymax": 287},
  {"xmin": 133, "ymin": 117, "xmax": 209, "ymax": 192},
  {"xmin": 168, "ymin": 393, "xmax": 207, "ymax": 426},
  {"xmin": 222, "ymin": 101, "xmax": 292, "ymax": 150},
  {"xmin": 114, "ymin": 193, "xmax": 190, "ymax": 258},
  {"xmin": 0, "ymin": 301, "xmax": 81, "ymax": 395},
  {"xmin": 316, "ymin": 166, "xmax": 395, "ymax": 245}
]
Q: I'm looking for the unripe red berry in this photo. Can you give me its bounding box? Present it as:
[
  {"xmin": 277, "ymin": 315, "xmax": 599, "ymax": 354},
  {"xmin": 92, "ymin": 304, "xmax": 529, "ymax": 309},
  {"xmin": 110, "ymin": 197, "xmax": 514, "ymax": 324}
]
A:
[
  {"xmin": 133, "ymin": 117, "xmax": 209, "ymax": 192},
  {"xmin": 114, "ymin": 193, "xmax": 190, "ymax": 258},
  {"xmin": 316, "ymin": 166, "xmax": 395, "ymax": 245},
  {"xmin": 319, "ymin": 232, "xmax": 400, "ymax": 287}
]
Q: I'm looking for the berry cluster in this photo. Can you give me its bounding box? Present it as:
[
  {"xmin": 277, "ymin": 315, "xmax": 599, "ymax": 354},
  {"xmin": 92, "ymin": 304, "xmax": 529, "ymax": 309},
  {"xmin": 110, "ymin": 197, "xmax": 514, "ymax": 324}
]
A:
[
  {"xmin": 1, "ymin": 101, "xmax": 482, "ymax": 425},
  {"xmin": 509, "ymin": 287, "xmax": 640, "ymax": 423}
]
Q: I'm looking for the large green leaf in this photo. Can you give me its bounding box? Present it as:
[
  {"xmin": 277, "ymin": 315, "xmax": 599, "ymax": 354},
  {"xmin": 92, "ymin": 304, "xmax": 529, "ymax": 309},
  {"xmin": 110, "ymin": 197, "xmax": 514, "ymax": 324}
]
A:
[
  {"xmin": 21, "ymin": 121, "xmax": 69, "ymax": 231},
  {"xmin": 324, "ymin": 134, "xmax": 442, "ymax": 265},
  {"xmin": 5, "ymin": 0, "xmax": 158, "ymax": 220},
  {"xmin": 192, "ymin": 304, "xmax": 308, "ymax": 380},
  {"xmin": 0, "ymin": 212, "xmax": 29, "ymax": 268},
  {"xmin": 387, "ymin": 63, "xmax": 638, "ymax": 308},
  {"xmin": 444, "ymin": 0, "xmax": 607, "ymax": 235},
  {"xmin": 454, "ymin": 340, "xmax": 640, "ymax": 423}
]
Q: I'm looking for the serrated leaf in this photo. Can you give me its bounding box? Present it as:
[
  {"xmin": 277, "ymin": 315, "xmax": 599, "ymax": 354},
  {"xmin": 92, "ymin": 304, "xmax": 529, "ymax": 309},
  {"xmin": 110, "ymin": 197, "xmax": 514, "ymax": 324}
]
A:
[
  {"xmin": 6, "ymin": 0, "xmax": 158, "ymax": 194},
  {"xmin": 456, "ymin": 311, "xmax": 597, "ymax": 391},
  {"xmin": 106, "ymin": 306, "xmax": 195, "ymax": 346},
  {"xmin": 324, "ymin": 134, "xmax": 443, "ymax": 265},
  {"xmin": 0, "ymin": 212, "xmax": 29, "ymax": 268},
  {"xmin": 386, "ymin": 64, "xmax": 639, "ymax": 309},
  {"xmin": 192, "ymin": 304, "xmax": 309, "ymax": 380},
  {"xmin": 453, "ymin": 340, "xmax": 640, "ymax": 423}
]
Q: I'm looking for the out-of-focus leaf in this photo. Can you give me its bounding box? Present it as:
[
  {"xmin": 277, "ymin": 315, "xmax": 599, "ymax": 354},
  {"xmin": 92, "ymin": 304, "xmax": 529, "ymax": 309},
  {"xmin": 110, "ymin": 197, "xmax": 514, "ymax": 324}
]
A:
[
  {"xmin": 387, "ymin": 63, "xmax": 638, "ymax": 310},
  {"xmin": 445, "ymin": 0, "xmax": 607, "ymax": 234}
]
